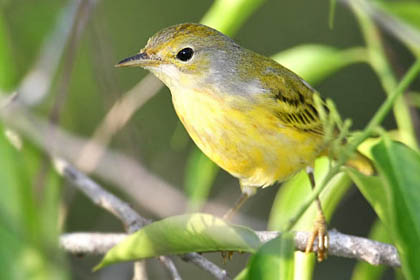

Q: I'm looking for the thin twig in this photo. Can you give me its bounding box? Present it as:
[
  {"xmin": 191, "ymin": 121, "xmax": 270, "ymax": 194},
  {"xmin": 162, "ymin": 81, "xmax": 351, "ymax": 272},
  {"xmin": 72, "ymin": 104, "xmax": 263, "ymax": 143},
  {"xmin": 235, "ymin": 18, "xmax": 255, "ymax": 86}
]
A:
[
  {"xmin": 54, "ymin": 158, "xmax": 149, "ymax": 231},
  {"xmin": 181, "ymin": 253, "xmax": 230, "ymax": 280},
  {"xmin": 53, "ymin": 159, "xmax": 181, "ymax": 279},
  {"xmin": 257, "ymin": 231, "xmax": 400, "ymax": 267},
  {"xmin": 133, "ymin": 261, "xmax": 148, "ymax": 280},
  {"xmin": 17, "ymin": 0, "xmax": 83, "ymax": 105},
  {"xmin": 34, "ymin": 0, "xmax": 98, "ymax": 209},
  {"xmin": 60, "ymin": 233, "xmax": 126, "ymax": 255},
  {"xmin": 54, "ymin": 159, "xmax": 229, "ymax": 279},
  {"xmin": 61, "ymin": 230, "xmax": 400, "ymax": 268},
  {"xmin": 49, "ymin": 0, "xmax": 98, "ymax": 124}
]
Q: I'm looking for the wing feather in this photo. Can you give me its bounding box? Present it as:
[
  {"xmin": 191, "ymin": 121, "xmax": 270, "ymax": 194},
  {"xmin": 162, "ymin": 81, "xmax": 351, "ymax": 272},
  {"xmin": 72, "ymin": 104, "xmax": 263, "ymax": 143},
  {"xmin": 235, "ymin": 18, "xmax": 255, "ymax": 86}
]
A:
[{"xmin": 266, "ymin": 67, "xmax": 325, "ymax": 135}]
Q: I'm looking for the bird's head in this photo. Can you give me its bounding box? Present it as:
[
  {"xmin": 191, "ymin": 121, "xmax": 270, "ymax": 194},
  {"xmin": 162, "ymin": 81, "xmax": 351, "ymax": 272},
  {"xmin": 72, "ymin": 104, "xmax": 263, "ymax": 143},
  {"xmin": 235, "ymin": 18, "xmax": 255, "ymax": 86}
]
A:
[{"xmin": 116, "ymin": 23, "xmax": 244, "ymax": 90}]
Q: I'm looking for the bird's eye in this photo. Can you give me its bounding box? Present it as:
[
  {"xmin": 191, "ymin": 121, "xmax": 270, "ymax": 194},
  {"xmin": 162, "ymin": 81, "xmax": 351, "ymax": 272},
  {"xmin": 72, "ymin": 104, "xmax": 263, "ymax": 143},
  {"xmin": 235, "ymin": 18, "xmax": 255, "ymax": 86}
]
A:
[{"xmin": 176, "ymin": 48, "xmax": 194, "ymax": 62}]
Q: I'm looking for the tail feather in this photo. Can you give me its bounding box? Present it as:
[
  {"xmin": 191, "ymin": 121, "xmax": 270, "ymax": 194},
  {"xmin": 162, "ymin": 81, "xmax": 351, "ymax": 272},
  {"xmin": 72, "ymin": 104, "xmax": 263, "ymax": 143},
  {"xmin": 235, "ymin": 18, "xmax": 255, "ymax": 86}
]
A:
[{"xmin": 345, "ymin": 151, "xmax": 375, "ymax": 175}]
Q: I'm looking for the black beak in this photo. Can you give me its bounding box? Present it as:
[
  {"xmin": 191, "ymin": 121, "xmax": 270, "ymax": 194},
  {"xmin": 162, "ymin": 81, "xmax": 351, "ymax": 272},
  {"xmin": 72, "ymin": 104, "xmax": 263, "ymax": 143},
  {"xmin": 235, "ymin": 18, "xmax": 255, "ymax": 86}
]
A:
[{"xmin": 115, "ymin": 52, "xmax": 150, "ymax": 67}]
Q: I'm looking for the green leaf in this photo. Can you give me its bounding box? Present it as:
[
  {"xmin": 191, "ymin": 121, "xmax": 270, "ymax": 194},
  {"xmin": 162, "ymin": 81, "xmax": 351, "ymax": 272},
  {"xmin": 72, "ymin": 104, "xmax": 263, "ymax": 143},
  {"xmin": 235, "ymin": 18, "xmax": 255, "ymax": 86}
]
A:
[
  {"xmin": 268, "ymin": 157, "xmax": 351, "ymax": 280},
  {"xmin": 246, "ymin": 233, "xmax": 294, "ymax": 280},
  {"xmin": 184, "ymin": 149, "xmax": 219, "ymax": 211},
  {"xmin": 0, "ymin": 125, "xmax": 68, "ymax": 279},
  {"xmin": 350, "ymin": 139, "xmax": 420, "ymax": 280},
  {"xmin": 272, "ymin": 45, "xmax": 366, "ymax": 84},
  {"xmin": 96, "ymin": 213, "xmax": 261, "ymax": 270},
  {"xmin": 201, "ymin": 0, "xmax": 265, "ymax": 36},
  {"xmin": 369, "ymin": 139, "xmax": 420, "ymax": 280}
]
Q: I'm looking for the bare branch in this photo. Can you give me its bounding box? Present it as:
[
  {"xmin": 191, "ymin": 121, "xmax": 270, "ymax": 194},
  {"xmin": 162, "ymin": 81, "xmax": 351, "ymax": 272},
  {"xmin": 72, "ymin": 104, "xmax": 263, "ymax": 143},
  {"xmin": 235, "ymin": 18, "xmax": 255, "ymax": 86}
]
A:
[
  {"xmin": 54, "ymin": 159, "xmax": 230, "ymax": 280},
  {"xmin": 60, "ymin": 233, "xmax": 126, "ymax": 255},
  {"xmin": 257, "ymin": 231, "xmax": 400, "ymax": 267},
  {"xmin": 53, "ymin": 159, "xmax": 181, "ymax": 279},
  {"xmin": 133, "ymin": 261, "xmax": 148, "ymax": 280},
  {"xmin": 158, "ymin": 256, "xmax": 183, "ymax": 280},
  {"xmin": 181, "ymin": 253, "xmax": 230, "ymax": 280},
  {"xmin": 61, "ymin": 231, "xmax": 400, "ymax": 268},
  {"xmin": 17, "ymin": 0, "xmax": 98, "ymax": 106},
  {"xmin": 54, "ymin": 158, "xmax": 149, "ymax": 231}
]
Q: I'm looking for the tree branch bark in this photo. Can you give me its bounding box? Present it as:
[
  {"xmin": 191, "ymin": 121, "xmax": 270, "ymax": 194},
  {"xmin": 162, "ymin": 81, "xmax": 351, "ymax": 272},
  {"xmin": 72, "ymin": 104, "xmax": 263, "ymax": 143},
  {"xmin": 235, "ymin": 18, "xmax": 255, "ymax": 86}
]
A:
[
  {"xmin": 54, "ymin": 159, "xmax": 230, "ymax": 280},
  {"xmin": 60, "ymin": 230, "xmax": 400, "ymax": 268}
]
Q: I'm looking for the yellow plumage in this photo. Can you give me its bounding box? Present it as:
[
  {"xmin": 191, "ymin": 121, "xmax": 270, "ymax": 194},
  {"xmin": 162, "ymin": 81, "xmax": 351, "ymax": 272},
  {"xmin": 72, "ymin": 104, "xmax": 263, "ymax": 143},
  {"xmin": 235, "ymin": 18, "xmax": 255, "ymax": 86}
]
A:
[
  {"xmin": 171, "ymin": 85, "xmax": 324, "ymax": 189},
  {"xmin": 117, "ymin": 22, "xmax": 373, "ymax": 260}
]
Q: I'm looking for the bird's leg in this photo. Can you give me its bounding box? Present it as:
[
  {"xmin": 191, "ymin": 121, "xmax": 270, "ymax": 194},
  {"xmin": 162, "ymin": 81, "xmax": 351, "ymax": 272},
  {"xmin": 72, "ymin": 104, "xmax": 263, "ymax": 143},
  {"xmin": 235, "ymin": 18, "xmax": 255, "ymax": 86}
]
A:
[
  {"xmin": 223, "ymin": 192, "xmax": 250, "ymax": 221},
  {"xmin": 221, "ymin": 185, "xmax": 255, "ymax": 262},
  {"xmin": 223, "ymin": 184, "xmax": 257, "ymax": 220},
  {"xmin": 305, "ymin": 166, "xmax": 329, "ymax": 261}
]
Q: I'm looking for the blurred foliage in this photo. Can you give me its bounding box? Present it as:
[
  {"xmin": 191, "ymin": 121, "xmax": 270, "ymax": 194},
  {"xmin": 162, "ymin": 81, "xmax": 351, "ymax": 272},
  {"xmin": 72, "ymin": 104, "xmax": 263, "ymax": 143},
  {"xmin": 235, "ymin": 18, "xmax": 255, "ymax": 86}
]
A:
[
  {"xmin": 1, "ymin": 0, "xmax": 420, "ymax": 279},
  {"xmin": 0, "ymin": 10, "xmax": 17, "ymax": 90},
  {"xmin": 0, "ymin": 125, "xmax": 67, "ymax": 280}
]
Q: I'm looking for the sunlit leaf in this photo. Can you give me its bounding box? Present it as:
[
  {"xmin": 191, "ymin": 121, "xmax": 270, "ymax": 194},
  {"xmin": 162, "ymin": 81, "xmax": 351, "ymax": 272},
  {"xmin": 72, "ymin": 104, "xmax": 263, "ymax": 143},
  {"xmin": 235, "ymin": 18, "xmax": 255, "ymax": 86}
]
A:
[
  {"xmin": 201, "ymin": 0, "xmax": 265, "ymax": 36},
  {"xmin": 96, "ymin": 213, "xmax": 261, "ymax": 270}
]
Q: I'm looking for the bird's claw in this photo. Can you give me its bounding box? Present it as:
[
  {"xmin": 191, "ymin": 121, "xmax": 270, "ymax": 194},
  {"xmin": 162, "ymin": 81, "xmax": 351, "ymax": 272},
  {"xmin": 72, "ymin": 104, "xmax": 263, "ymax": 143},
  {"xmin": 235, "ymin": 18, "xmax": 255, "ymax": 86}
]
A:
[
  {"xmin": 305, "ymin": 214, "xmax": 329, "ymax": 262},
  {"xmin": 221, "ymin": 251, "xmax": 234, "ymax": 264}
]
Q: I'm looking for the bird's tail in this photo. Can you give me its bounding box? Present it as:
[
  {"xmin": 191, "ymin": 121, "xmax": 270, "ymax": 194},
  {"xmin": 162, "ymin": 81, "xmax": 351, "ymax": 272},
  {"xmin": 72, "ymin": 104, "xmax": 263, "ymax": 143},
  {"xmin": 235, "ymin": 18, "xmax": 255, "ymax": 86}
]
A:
[{"xmin": 345, "ymin": 151, "xmax": 375, "ymax": 175}]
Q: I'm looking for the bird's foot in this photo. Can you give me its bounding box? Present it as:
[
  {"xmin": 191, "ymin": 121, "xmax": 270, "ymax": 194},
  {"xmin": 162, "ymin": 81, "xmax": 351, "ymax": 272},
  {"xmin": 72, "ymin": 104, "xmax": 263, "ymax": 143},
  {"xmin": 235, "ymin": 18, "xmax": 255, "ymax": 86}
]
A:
[
  {"xmin": 305, "ymin": 213, "xmax": 329, "ymax": 262},
  {"xmin": 221, "ymin": 251, "xmax": 234, "ymax": 264}
]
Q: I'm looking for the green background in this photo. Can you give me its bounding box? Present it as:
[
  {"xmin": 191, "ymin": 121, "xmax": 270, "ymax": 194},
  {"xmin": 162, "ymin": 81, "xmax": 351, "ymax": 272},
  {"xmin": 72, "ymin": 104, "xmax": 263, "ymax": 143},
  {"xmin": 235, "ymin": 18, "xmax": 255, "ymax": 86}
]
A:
[{"xmin": 1, "ymin": 0, "xmax": 419, "ymax": 279}]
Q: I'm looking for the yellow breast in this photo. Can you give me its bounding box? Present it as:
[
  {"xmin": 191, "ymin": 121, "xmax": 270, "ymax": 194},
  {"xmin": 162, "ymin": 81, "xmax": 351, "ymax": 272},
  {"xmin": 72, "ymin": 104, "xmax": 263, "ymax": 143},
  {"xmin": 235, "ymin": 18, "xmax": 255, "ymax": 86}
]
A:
[{"xmin": 171, "ymin": 87, "xmax": 324, "ymax": 188}]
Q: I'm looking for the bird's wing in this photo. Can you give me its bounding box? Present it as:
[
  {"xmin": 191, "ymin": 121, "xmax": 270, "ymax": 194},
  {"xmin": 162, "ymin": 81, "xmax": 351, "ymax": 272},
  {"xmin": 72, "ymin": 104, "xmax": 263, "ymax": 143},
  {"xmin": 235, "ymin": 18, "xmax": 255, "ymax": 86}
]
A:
[{"xmin": 264, "ymin": 66, "xmax": 325, "ymax": 135}]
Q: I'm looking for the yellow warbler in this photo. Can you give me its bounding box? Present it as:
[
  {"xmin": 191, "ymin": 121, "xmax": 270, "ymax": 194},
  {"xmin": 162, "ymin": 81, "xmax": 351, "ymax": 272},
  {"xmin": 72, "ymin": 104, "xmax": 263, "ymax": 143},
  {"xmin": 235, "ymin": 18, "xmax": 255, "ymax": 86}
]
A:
[{"xmin": 117, "ymin": 23, "xmax": 372, "ymax": 261}]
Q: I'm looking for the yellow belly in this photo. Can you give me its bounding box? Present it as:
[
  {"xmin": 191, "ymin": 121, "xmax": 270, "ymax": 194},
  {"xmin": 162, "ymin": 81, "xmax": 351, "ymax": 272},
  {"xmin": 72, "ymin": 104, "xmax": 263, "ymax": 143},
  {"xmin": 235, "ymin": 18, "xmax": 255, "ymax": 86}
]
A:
[{"xmin": 171, "ymin": 89, "xmax": 324, "ymax": 187}]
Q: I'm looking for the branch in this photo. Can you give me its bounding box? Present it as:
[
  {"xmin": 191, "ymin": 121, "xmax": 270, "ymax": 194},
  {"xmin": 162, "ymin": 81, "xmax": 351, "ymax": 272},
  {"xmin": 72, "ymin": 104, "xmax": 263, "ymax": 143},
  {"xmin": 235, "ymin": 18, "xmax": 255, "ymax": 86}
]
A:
[
  {"xmin": 54, "ymin": 158, "xmax": 149, "ymax": 231},
  {"xmin": 61, "ymin": 230, "xmax": 400, "ymax": 268},
  {"xmin": 257, "ymin": 231, "xmax": 400, "ymax": 267},
  {"xmin": 54, "ymin": 159, "xmax": 229, "ymax": 280},
  {"xmin": 53, "ymin": 158, "xmax": 180, "ymax": 279}
]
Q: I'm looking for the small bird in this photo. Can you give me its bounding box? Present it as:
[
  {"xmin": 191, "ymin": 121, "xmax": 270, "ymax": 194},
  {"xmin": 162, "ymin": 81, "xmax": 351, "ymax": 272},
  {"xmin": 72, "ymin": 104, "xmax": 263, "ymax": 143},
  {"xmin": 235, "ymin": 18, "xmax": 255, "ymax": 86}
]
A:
[{"xmin": 117, "ymin": 23, "xmax": 372, "ymax": 261}]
